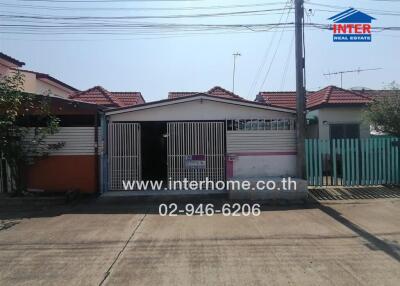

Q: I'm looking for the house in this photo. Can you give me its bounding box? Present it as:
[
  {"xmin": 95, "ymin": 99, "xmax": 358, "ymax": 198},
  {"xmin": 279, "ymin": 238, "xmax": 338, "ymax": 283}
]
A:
[
  {"xmin": 103, "ymin": 92, "xmax": 297, "ymax": 192},
  {"xmin": 0, "ymin": 52, "xmax": 78, "ymax": 97},
  {"xmin": 256, "ymin": 86, "xmax": 373, "ymax": 139},
  {"xmin": 69, "ymin": 85, "xmax": 145, "ymax": 108},
  {"xmin": 307, "ymin": 86, "xmax": 372, "ymax": 139}
]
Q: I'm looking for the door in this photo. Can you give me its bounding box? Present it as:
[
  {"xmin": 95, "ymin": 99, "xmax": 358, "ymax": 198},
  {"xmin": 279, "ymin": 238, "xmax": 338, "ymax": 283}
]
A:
[
  {"xmin": 108, "ymin": 123, "xmax": 141, "ymax": 190},
  {"xmin": 167, "ymin": 122, "xmax": 225, "ymax": 184}
]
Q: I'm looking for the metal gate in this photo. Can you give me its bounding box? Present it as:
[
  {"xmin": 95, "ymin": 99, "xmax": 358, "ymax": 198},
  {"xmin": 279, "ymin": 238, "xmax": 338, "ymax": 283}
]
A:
[
  {"xmin": 108, "ymin": 123, "xmax": 141, "ymax": 190},
  {"xmin": 167, "ymin": 122, "xmax": 225, "ymax": 183}
]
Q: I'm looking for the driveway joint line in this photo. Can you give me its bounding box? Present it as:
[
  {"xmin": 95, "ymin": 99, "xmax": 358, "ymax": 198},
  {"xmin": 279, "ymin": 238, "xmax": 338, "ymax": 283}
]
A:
[{"xmin": 98, "ymin": 214, "xmax": 147, "ymax": 286}]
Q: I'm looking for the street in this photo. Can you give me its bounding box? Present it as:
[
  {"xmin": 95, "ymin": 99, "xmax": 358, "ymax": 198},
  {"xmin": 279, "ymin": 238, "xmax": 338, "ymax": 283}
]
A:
[{"xmin": 0, "ymin": 196, "xmax": 399, "ymax": 286}]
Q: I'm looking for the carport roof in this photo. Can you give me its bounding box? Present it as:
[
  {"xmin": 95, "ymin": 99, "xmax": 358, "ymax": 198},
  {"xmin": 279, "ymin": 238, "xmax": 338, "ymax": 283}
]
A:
[{"xmin": 105, "ymin": 92, "xmax": 296, "ymax": 115}]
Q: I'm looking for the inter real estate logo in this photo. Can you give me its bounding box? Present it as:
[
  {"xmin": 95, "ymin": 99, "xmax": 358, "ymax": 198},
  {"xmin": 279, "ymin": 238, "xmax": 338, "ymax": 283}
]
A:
[{"xmin": 328, "ymin": 8, "xmax": 376, "ymax": 42}]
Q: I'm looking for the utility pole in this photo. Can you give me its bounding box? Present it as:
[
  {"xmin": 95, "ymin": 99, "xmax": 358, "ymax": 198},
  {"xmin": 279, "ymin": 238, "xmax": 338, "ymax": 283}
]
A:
[
  {"xmin": 323, "ymin": 68, "xmax": 382, "ymax": 88},
  {"xmin": 232, "ymin": 52, "xmax": 241, "ymax": 93},
  {"xmin": 295, "ymin": 0, "xmax": 306, "ymax": 179}
]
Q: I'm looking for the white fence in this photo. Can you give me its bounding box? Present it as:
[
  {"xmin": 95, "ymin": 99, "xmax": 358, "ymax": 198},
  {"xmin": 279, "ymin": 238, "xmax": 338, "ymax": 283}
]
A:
[{"xmin": 108, "ymin": 123, "xmax": 141, "ymax": 190}]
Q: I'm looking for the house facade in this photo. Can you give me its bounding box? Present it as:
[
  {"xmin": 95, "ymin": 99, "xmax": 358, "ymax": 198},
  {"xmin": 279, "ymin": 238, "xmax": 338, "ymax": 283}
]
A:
[{"xmin": 103, "ymin": 93, "xmax": 297, "ymax": 192}]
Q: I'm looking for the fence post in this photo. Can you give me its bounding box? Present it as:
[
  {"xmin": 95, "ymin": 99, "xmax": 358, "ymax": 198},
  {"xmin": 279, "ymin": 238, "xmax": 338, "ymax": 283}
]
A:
[
  {"xmin": 355, "ymin": 138, "xmax": 360, "ymax": 185},
  {"xmin": 332, "ymin": 139, "xmax": 337, "ymax": 186}
]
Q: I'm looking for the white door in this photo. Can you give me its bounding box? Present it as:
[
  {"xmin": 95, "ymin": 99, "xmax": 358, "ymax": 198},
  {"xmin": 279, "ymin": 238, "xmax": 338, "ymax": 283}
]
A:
[
  {"xmin": 167, "ymin": 122, "xmax": 225, "ymax": 184},
  {"xmin": 108, "ymin": 123, "xmax": 141, "ymax": 190}
]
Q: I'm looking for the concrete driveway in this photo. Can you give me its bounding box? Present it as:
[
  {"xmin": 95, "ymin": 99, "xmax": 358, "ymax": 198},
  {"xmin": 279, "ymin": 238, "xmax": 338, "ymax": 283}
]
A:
[{"xmin": 0, "ymin": 197, "xmax": 399, "ymax": 286}]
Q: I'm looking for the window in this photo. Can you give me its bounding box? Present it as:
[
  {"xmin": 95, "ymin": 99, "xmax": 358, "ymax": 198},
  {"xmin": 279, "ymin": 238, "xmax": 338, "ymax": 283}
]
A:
[
  {"xmin": 329, "ymin": 124, "xmax": 360, "ymax": 139},
  {"xmin": 226, "ymin": 119, "xmax": 296, "ymax": 131}
]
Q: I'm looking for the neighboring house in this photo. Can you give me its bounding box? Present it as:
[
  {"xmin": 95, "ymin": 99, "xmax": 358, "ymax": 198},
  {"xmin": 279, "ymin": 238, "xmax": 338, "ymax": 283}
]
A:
[
  {"xmin": 306, "ymin": 86, "xmax": 372, "ymax": 139},
  {"xmin": 0, "ymin": 52, "xmax": 78, "ymax": 97},
  {"xmin": 69, "ymin": 85, "xmax": 145, "ymax": 108},
  {"xmin": 168, "ymin": 86, "xmax": 242, "ymax": 100},
  {"xmin": 256, "ymin": 86, "xmax": 372, "ymax": 139}
]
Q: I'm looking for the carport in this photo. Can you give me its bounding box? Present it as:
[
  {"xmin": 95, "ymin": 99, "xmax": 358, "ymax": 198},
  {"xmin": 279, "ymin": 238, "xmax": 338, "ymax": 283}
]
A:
[{"xmin": 101, "ymin": 93, "xmax": 297, "ymax": 192}]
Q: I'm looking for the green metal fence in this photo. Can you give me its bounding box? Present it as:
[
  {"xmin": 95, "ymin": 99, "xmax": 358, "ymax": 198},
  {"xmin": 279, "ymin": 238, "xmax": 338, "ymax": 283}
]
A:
[{"xmin": 305, "ymin": 137, "xmax": 400, "ymax": 186}]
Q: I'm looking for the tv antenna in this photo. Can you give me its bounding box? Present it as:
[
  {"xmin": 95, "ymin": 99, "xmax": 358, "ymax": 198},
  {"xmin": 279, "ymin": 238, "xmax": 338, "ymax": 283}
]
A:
[
  {"xmin": 232, "ymin": 52, "xmax": 241, "ymax": 93},
  {"xmin": 323, "ymin": 67, "xmax": 382, "ymax": 88}
]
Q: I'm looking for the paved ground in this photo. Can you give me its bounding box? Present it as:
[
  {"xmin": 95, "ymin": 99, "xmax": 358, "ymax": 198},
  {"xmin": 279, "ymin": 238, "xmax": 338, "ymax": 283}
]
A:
[{"xmin": 0, "ymin": 194, "xmax": 399, "ymax": 286}]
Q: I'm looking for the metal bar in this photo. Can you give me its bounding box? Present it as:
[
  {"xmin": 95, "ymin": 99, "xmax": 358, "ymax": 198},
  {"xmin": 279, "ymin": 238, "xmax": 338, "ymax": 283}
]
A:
[
  {"xmin": 351, "ymin": 139, "xmax": 355, "ymax": 186},
  {"xmin": 313, "ymin": 139, "xmax": 318, "ymax": 186}
]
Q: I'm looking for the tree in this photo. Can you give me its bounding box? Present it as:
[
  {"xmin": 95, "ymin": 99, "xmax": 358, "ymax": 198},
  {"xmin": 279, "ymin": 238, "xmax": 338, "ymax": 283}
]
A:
[
  {"xmin": 0, "ymin": 71, "xmax": 62, "ymax": 194},
  {"xmin": 365, "ymin": 81, "xmax": 400, "ymax": 137}
]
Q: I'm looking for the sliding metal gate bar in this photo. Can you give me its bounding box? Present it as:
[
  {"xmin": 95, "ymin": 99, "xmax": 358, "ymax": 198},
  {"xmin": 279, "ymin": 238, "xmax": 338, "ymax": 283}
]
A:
[
  {"xmin": 167, "ymin": 122, "xmax": 225, "ymax": 184},
  {"xmin": 108, "ymin": 123, "xmax": 141, "ymax": 190}
]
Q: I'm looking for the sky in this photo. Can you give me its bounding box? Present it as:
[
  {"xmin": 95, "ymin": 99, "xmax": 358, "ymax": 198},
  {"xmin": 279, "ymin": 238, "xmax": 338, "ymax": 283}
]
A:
[{"xmin": 0, "ymin": 0, "xmax": 399, "ymax": 102}]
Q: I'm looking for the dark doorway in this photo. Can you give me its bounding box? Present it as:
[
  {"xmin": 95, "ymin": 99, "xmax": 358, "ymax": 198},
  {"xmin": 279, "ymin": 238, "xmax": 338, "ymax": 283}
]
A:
[{"xmin": 141, "ymin": 122, "xmax": 168, "ymax": 181}]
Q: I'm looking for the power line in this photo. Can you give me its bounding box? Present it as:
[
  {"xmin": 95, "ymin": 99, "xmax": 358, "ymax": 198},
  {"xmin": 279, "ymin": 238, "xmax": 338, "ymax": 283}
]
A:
[
  {"xmin": 247, "ymin": 0, "xmax": 293, "ymax": 97},
  {"xmin": 1, "ymin": 21, "xmax": 399, "ymax": 36},
  {"xmin": 280, "ymin": 33, "xmax": 295, "ymax": 89},
  {"xmin": 259, "ymin": 4, "xmax": 293, "ymax": 90},
  {"xmin": 0, "ymin": 1, "xmax": 287, "ymax": 11},
  {"xmin": 18, "ymin": 0, "xmax": 205, "ymax": 2},
  {"xmin": 306, "ymin": 1, "xmax": 400, "ymax": 16}
]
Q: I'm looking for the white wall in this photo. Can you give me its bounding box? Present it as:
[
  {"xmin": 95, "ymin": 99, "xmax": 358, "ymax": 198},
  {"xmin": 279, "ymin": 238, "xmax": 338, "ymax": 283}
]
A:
[
  {"xmin": 227, "ymin": 130, "xmax": 296, "ymax": 153},
  {"xmin": 108, "ymin": 98, "xmax": 295, "ymax": 122},
  {"xmin": 232, "ymin": 155, "xmax": 296, "ymax": 178},
  {"xmin": 227, "ymin": 130, "xmax": 297, "ymax": 178},
  {"xmin": 27, "ymin": 127, "xmax": 98, "ymax": 155},
  {"xmin": 315, "ymin": 106, "xmax": 370, "ymax": 139}
]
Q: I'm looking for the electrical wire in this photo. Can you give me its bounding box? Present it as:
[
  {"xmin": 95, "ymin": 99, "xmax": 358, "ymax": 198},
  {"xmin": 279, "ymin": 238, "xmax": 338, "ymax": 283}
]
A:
[
  {"xmin": 0, "ymin": 1, "xmax": 287, "ymax": 11},
  {"xmin": 259, "ymin": 3, "xmax": 293, "ymax": 90},
  {"xmin": 280, "ymin": 33, "xmax": 294, "ymax": 90},
  {"xmin": 247, "ymin": 1, "xmax": 292, "ymax": 97}
]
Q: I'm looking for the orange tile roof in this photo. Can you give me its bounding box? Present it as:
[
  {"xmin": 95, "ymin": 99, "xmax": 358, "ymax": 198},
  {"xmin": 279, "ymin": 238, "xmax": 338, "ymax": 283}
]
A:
[
  {"xmin": 111, "ymin": 92, "xmax": 145, "ymax": 106},
  {"xmin": 256, "ymin": 91, "xmax": 297, "ymax": 110},
  {"xmin": 307, "ymin": 85, "xmax": 372, "ymax": 109},
  {"xmin": 257, "ymin": 86, "xmax": 372, "ymax": 110},
  {"xmin": 69, "ymin": 86, "xmax": 144, "ymax": 108},
  {"xmin": 207, "ymin": 86, "xmax": 242, "ymax": 99},
  {"xmin": 168, "ymin": 86, "xmax": 242, "ymax": 100},
  {"xmin": 168, "ymin": 92, "xmax": 199, "ymax": 99}
]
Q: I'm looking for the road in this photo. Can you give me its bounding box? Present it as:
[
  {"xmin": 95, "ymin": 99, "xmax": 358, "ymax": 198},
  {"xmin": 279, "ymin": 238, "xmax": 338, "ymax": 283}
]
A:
[{"xmin": 0, "ymin": 197, "xmax": 399, "ymax": 286}]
